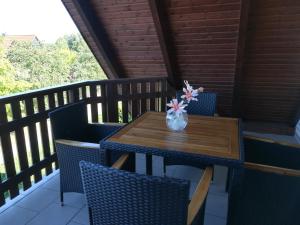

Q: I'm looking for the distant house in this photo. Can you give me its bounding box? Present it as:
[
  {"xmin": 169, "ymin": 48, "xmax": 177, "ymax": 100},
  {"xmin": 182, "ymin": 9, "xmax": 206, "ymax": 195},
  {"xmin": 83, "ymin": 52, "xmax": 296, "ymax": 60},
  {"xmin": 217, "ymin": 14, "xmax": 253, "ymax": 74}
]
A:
[{"xmin": 3, "ymin": 34, "xmax": 40, "ymax": 48}]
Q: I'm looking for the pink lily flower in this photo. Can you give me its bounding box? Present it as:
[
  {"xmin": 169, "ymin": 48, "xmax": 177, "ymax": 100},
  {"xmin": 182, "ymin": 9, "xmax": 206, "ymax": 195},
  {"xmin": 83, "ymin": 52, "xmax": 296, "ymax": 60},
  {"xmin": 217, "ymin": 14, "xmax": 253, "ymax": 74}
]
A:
[
  {"xmin": 166, "ymin": 99, "xmax": 187, "ymax": 116},
  {"xmin": 198, "ymin": 87, "xmax": 204, "ymax": 92},
  {"xmin": 181, "ymin": 80, "xmax": 199, "ymax": 103}
]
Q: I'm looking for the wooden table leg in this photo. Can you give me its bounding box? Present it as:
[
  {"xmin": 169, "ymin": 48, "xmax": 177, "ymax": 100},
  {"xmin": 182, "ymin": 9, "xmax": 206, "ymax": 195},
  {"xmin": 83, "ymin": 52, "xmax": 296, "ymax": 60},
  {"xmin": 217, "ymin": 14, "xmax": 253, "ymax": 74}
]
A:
[{"xmin": 146, "ymin": 154, "xmax": 152, "ymax": 175}]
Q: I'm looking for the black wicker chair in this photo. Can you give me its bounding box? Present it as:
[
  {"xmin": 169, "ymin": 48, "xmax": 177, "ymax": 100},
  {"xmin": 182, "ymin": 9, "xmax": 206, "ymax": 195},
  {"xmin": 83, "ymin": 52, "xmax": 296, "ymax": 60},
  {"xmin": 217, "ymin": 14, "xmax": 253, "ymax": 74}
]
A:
[
  {"xmin": 177, "ymin": 91, "xmax": 217, "ymax": 116},
  {"xmin": 49, "ymin": 101, "xmax": 126, "ymax": 205},
  {"xmin": 227, "ymin": 135, "xmax": 300, "ymax": 225},
  {"xmin": 80, "ymin": 160, "xmax": 213, "ymax": 225},
  {"xmin": 164, "ymin": 91, "xmax": 217, "ymax": 171}
]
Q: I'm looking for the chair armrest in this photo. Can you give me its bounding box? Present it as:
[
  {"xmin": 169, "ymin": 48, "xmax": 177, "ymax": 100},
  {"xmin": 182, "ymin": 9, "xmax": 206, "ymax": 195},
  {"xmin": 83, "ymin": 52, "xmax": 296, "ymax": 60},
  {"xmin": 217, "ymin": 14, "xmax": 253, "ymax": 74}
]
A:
[
  {"xmin": 244, "ymin": 162, "xmax": 300, "ymax": 177},
  {"xmin": 187, "ymin": 166, "xmax": 213, "ymax": 225},
  {"xmin": 56, "ymin": 139, "xmax": 99, "ymax": 149},
  {"xmin": 111, "ymin": 154, "xmax": 130, "ymax": 169},
  {"xmin": 244, "ymin": 134, "xmax": 300, "ymax": 149},
  {"xmin": 90, "ymin": 122, "xmax": 126, "ymax": 127}
]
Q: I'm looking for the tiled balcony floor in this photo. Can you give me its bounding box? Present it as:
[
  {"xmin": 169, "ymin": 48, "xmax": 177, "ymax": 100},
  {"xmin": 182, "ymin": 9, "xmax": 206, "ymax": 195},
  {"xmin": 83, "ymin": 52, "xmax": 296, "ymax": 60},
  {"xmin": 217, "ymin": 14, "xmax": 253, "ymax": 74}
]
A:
[{"xmin": 0, "ymin": 154, "xmax": 228, "ymax": 225}]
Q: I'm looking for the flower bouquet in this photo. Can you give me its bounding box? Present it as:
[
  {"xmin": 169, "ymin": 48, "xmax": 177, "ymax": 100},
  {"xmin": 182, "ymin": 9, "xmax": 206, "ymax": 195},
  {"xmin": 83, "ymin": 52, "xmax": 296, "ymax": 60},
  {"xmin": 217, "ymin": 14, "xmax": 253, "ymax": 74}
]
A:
[{"xmin": 166, "ymin": 81, "xmax": 204, "ymax": 131}]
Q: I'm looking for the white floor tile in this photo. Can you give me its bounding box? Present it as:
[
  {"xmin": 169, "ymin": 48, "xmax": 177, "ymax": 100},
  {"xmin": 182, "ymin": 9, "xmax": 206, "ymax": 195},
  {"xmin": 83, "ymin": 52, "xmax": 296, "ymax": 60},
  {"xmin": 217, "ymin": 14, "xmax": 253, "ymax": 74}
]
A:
[
  {"xmin": 27, "ymin": 203, "xmax": 79, "ymax": 225},
  {"xmin": 0, "ymin": 206, "xmax": 37, "ymax": 225}
]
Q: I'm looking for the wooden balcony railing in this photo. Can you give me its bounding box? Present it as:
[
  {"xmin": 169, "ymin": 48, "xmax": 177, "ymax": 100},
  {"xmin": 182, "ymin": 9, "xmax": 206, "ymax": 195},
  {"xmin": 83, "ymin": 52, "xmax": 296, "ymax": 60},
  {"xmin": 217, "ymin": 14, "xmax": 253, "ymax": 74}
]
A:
[{"xmin": 0, "ymin": 77, "xmax": 174, "ymax": 206}]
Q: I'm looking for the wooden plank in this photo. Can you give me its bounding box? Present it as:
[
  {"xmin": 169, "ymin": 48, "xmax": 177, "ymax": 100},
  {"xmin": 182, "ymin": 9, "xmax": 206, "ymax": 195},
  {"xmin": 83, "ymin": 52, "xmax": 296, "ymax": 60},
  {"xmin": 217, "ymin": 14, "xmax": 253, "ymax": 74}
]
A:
[
  {"xmin": 150, "ymin": 81, "xmax": 156, "ymax": 111},
  {"xmin": 67, "ymin": 89, "xmax": 74, "ymax": 103},
  {"xmin": 57, "ymin": 92, "xmax": 64, "ymax": 106},
  {"xmin": 24, "ymin": 99, "xmax": 42, "ymax": 182},
  {"xmin": 107, "ymin": 83, "xmax": 118, "ymax": 122},
  {"xmin": 37, "ymin": 96, "xmax": 52, "ymax": 175},
  {"xmin": 121, "ymin": 83, "xmax": 129, "ymax": 123},
  {"xmin": 131, "ymin": 82, "xmax": 138, "ymax": 119},
  {"xmin": 140, "ymin": 82, "xmax": 147, "ymax": 114},
  {"xmin": 111, "ymin": 154, "xmax": 129, "ymax": 169},
  {"xmin": 48, "ymin": 93, "xmax": 56, "ymax": 109},
  {"xmin": 81, "ymin": 85, "xmax": 87, "ymax": 99},
  {"xmin": 68, "ymin": 88, "xmax": 79, "ymax": 103},
  {"xmin": 56, "ymin": 139, "xmax": 99, "ymax": 149},
  {"xmin": 10, "ymin": 101, "xmax": 31, "ymax": 190},
  {"xmin": 100, "ymin": 84, "xmax": 108, "ymax": 122},
  {"xmin": 47, "ymin": 93, "xmax": 58, "ymax": 169},
  {"xmin": 74, "ymin": 88, "xmax": 80, "ymax": 102},
  {"xmin": 108, "ymin": 112, "xmax": 241, "ymax": 160},
  {"xmin": 160, "ymin": 80, "xmax": 167, "ymax": 112},
  {"xmin": 187, "ymin": 167, "xmax": 213, "ymax": 225},
  {"xmin": 0, "ymin": 103, "xmax": 19, "ymax": 198},
  {"xmin": 89, "ymin": 85, "xmax": 98, "ymax": 123},
  {"xmin": 147, "ymin": 0, "xmax": 180, "ymax": 88}
]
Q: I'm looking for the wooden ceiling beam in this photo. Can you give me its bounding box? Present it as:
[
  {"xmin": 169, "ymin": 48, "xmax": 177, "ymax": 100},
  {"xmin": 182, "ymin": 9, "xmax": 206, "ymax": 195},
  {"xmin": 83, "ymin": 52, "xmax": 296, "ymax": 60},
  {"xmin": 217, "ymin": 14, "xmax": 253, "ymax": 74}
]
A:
[
  {"xmin": 148, "ymin": 0, "xmax": 180, "ymax": 88},
  {"xmin": 62, "ymin": 0, "xmax": 124, "ymax": 79}
]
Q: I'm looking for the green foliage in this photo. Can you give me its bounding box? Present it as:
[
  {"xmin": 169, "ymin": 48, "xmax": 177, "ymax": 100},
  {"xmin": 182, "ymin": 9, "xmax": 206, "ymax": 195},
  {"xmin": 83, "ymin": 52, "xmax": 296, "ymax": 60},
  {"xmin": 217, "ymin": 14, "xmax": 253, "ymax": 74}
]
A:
[
  {"xmin": 0, "ymin": 36, "xmax": 14, "ymax": 77},
  {"xmin": 0, "ymin": 75, "xmax": 38, "ymax": 96},
  {"xmin": 0, "ymin": 33, "xmax": 106, "ymax": 96},
  {"xmin": 0, "ymin": 36, "xmax": 37, "ymax": 96}
]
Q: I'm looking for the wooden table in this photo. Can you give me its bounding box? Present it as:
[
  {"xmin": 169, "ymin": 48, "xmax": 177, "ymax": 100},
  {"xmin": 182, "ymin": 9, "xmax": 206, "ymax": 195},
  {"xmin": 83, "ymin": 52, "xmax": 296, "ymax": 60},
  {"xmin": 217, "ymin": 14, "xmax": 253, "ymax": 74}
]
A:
[{"xmin": 101, "ymin": 111, "xmax": 243, "ymax": 174}]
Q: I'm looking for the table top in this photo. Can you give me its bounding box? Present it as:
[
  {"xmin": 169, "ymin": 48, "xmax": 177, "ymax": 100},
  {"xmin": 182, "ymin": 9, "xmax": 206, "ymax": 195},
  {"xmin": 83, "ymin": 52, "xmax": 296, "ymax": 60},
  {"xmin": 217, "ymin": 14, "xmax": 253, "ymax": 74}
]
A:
[{"xmin": 103, "ymin": 111, "xmax": 243, "ymax": 167}]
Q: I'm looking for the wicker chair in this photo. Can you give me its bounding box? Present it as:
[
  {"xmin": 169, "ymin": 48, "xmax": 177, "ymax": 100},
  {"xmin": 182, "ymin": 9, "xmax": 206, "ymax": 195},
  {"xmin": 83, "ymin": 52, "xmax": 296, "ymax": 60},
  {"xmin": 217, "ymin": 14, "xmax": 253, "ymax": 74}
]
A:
[
  {"xmin": 227, "ymin": 135, "xmax": 300, "ymax": 225},
  {"xmin": 49, "ymin": 101, "xmax": 126, "ymax": 205},
  {"xmin": 80, "ymin": 160, "xmax": 213, "ymax": 225},
  {"xmin": 176, "ymin": 91, "xmax": 217, "ymax": 116},
  {"xmin": 164, "ymin": 91, "xmax": 217, "ymax": 171}
]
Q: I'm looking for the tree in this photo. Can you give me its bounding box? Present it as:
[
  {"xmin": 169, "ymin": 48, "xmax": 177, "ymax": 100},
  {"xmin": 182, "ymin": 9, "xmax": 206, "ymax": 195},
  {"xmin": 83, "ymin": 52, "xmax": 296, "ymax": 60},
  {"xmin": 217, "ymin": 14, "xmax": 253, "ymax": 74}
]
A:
[
  {"xmin": 0, "ymin": 36, "xmax": 36, "ymax": 96},
  {"xmin": 57, "ymin": 34, "xmax": 106, "ymax": 81},
  {"xmin": 5, "ymin": 33, "xmax": 106, "ymax": 91}
]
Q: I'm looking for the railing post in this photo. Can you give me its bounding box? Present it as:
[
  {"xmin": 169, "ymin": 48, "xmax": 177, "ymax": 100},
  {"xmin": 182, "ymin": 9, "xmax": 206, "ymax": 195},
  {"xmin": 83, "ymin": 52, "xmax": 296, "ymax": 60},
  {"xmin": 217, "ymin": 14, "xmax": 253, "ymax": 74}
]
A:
[
  {"xmin": 90, "ymin": 84, "xmax": 99, "ymax": 123},
  {"xmin": 121, "ymin": 82, "xmax": 129, "ymax": 123},
  {"xmin": 68, "ymin": 88, "xmax": 79, "ymax": 104},
  {"xmin": 106, "ymin": 82, "xmax": 118, "ymax": 122}
]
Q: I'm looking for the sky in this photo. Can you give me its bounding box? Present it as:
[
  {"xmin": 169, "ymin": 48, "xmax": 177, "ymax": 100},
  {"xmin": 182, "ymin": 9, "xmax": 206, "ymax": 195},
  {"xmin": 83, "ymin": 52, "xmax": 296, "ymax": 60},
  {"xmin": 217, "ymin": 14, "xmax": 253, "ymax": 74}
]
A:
[{"xmin": 0, "ymin": 0, "xmax": 79, "ymax": 43}]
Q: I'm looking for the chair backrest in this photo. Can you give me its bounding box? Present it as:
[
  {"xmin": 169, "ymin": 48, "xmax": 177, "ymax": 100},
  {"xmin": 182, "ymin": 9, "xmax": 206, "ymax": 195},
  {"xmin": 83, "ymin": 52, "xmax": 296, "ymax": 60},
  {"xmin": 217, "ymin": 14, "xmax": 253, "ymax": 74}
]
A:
[
  {"xmin": 227, "ymin": 168, "xmax": 300, "ymax": 225},
  {"xmin": 176, "ymin": 91, "xmax": 217, "ymax": 116},
  {"xmin": 80, "ymin": 161, "xmax": 190, "ymax": 225},
  {"xmin": 49, "ymin": 101, "xmax": 88, "ymax": 141}
]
